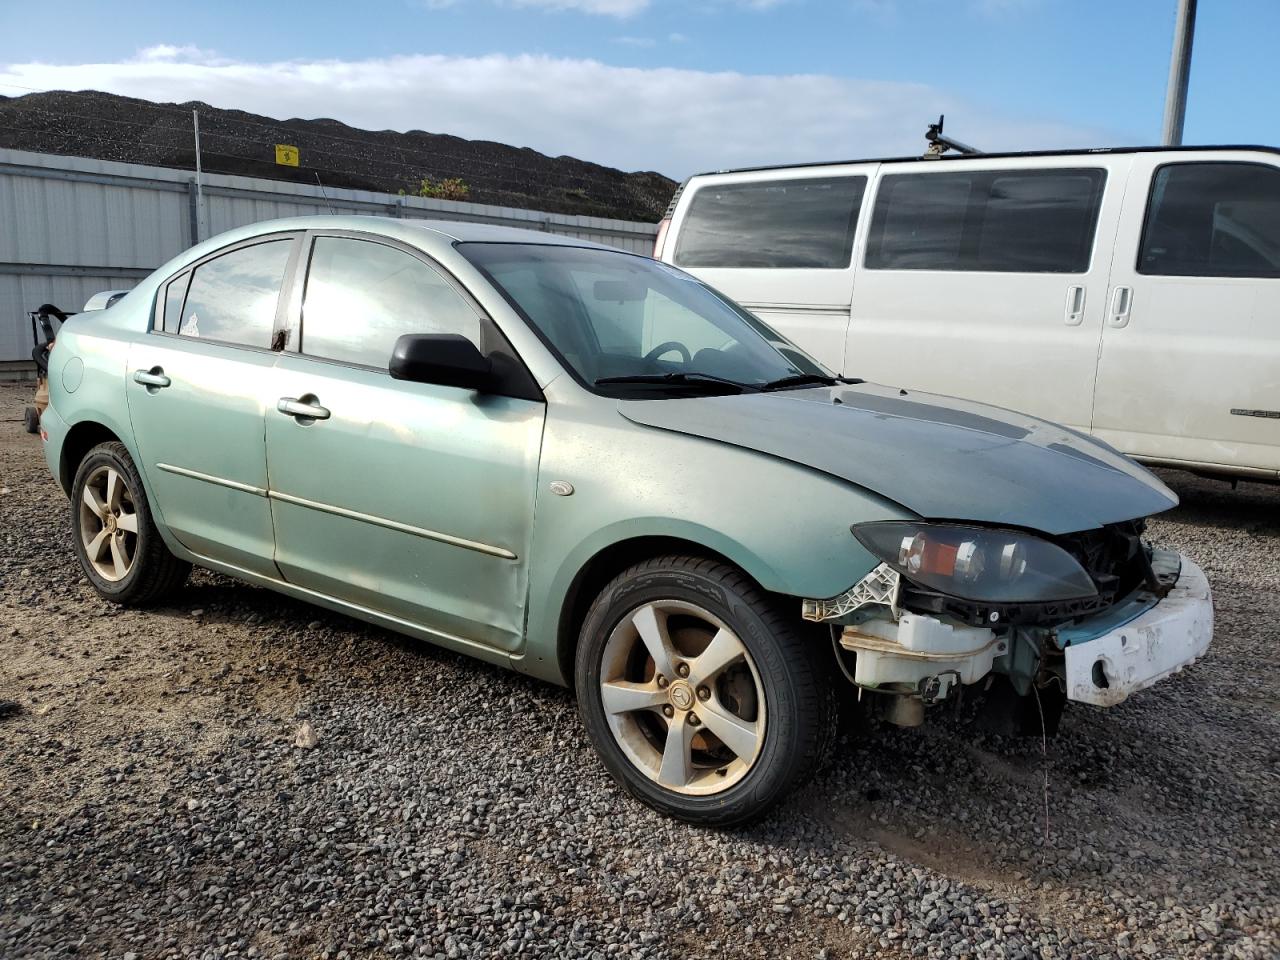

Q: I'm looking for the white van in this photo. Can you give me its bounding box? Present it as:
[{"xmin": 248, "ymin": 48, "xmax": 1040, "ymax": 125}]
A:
[{"xmin": 656, "ymin": 147, "xmax": 1280, "ymax": 481}]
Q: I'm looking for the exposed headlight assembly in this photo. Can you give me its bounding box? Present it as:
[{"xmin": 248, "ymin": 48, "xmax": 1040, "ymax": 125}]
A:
[{"xmin": 851, "ymin": 521, "xmax": 1097, "ymax": 604}]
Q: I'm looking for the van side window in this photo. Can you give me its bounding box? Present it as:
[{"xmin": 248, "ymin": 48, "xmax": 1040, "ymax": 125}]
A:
[
  {"xmin": 866, "ymin": 168, "xmax": 1106, "ymax": 273},
  {"xmin": 178, "ymin": 239, "xmax": 293, "ymax": 347},
  {"xmin": 301, "ymin": 237, "xmax": 483, "ymax": 369},
  {"xmin": 673, "ymin": 176, "xmax": 866, "ymax": 269},
  {"xmin": 1139, "ymin": 162, "xmax": 1280, "ymax": 278}
]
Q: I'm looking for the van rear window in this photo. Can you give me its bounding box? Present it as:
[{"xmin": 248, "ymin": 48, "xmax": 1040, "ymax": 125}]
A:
[
  {"xmin": 673, "ymin": 176, "xmax": 865, "ymax": 269},
  {"xmin": 865, "ymin": 168, "xmax": 1106, "ymax": 273}
]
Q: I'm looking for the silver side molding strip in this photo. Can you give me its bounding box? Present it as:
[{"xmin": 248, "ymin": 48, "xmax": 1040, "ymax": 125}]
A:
[
  {"xmin": 155, "ymin": 462, "xmax": 268, "ymax": 497},
  {"xmin": 154, "ymin": 463, "xmax": 517, "ymax": 560},
  {"xmin": 268, "ymin": 490, "xmax": 518, "ymax": 560}
]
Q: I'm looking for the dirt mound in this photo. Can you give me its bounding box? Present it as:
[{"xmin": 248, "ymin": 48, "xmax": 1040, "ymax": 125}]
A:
[{"xmin": 0, "ymin": 90, "xmax": 674, "ymax": 222}]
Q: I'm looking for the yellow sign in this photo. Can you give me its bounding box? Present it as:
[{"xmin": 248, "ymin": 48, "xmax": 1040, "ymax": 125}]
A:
[{"xmin": 274, "ymin": 144, "xmax": 300, "ymax": 167}]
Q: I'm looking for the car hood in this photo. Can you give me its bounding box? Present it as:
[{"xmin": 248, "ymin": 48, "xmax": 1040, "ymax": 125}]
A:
[{"xmin": 617, "ymin": 383, "xmax": 1177, "ymax": 535}]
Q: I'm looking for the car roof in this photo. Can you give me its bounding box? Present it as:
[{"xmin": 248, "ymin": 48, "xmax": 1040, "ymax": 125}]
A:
[
  {"xmin": 228, "ymin": 214, "xmax": 615, "ymax": 250},
  {"xmin": 692, "ymin": 143, "xmax": 1280, "ymax": 178}
]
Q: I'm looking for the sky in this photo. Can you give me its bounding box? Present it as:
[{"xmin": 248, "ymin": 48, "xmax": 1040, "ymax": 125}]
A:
[{"xmin": 0, "ymin": 0, "xmax": 1275, "ymax": 180}]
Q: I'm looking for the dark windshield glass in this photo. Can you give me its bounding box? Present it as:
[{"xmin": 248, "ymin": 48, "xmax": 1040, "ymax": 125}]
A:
[{"xmin": 460, "ymin": 243, "xmax": 829, "ymax": 395}]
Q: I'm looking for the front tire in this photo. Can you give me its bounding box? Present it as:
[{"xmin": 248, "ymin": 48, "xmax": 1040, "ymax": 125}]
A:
[
  {"xmin": 576, "ymin": 555, "xmax": 836, "ymax": 826},
  {"xmin": 71, "ymin": 441, "xmax": 190, "ymax": 605},
  {"xmin": 23, "ymin": 406, "xmax": 40, "ymax": 434}
]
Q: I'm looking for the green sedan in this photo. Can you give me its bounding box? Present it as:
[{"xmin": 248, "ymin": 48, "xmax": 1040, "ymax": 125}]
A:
[{"xmin": 39, "ymin": 217, "xmax": 1213, "ymax": 825}]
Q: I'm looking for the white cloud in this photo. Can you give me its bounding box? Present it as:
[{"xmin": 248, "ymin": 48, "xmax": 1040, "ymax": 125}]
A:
[
  {"xmin": 0, "ymin": 50, "xmax": 1116, "ymax": 178},
  {"xmin": 613, "ymin": 35, "xmax": 657, "ymax": 46},
  {"xmin": 133, "ymin": 44, "xmax": 226, "ymax": 66},
  {"xmin": 508, "ymin": 0, "xmax": 649, "ymax": 14}
]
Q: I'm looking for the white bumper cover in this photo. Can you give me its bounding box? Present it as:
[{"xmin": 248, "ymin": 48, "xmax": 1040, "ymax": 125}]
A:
[{"xmin": 1064, "ymin": 555, "xmax": 1213, "ymax": 707}]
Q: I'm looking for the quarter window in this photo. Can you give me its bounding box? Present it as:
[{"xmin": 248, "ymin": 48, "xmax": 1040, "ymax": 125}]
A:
[
  {"xmin": 1139, "ymin": 162, "xmax": 1280, "ymax": 278},
  {"xmin": 866, "ymin": 168, "xmax": 1106, "ymax": 273},
  {"xmin": 673, "ymin": 176, "xmax": 866, "ymax": 269},
  {"xmin": 161, "ymin": 271, "xmax": 190, "ymax": 334},
  {"xmin": 177, "ymin": 239, "xmax": 292, "ymax": 347},
  {"xmin": 301, "ymin": 237, "xmax": 483, "ymax": 369}
]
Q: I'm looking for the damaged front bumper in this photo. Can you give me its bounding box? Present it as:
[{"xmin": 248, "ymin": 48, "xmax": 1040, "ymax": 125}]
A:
[
  {"xmin": 1060, "ymin": 555, "xmax": 1212, "ymax": 706},
  {"xmin": 807, "ymin": 548, "xmax": 1213, "ymax": 721}
]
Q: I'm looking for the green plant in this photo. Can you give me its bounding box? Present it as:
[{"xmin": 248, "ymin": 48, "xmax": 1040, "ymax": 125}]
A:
[{"xmin": 408, "ymin": 176, "xmax": 470, "ymax": 201}]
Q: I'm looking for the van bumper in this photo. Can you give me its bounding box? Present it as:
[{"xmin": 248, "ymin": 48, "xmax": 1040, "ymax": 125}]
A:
[{"xmin": 1064, "ymin": 555, "xmax": 1212, "ymax": 707}]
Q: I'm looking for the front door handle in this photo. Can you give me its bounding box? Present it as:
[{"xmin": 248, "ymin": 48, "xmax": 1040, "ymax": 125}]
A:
[
  {"xmin": 277, "ymin": 397, "xmax": 331, "ymax": 421},
  {"xmin": 1108, "ymin": 286, "xmax": 1133, "ymax": 328},
  {"xmin": 133, "ymin": 368, "xmax": 171, "ymax": 389}
]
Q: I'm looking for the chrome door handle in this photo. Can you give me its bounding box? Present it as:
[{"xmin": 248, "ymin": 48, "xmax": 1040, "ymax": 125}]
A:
[
  {"xmin": 1108, "ymin": 286, "xmax": 1133, "ymax": 328},
  {"xmin": 277, "ymin": 397, "xmax": 330, "ymax": 421},
  {"xmin": 132, "ymin": 368, "xmax": 171, "ymax": 388}
]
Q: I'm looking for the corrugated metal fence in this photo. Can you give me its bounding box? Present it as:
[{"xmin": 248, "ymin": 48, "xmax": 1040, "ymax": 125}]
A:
[{"xmin": 0, "ymin": 147, "xmax": 659, "ymax": 368}]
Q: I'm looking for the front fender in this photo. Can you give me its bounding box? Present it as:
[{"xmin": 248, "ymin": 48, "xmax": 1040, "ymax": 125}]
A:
[{"xmin": 517, "ymin": 400, "xmax": 915, "ymax": 683}]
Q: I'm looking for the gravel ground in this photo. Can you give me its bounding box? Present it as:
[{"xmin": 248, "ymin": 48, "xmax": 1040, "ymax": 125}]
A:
[{"xmin": 1, "ymin": 380, "xmax": 1277, "ymax": 960}]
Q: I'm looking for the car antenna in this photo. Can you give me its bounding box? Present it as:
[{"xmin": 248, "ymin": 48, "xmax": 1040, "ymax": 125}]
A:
[
  {"xmin": 924, "ymin": 115, "xmax": 981, "ymax": 159},
  {"xmin": 314, "ymin": 172, "xmax": 337, "ymax": 214}
]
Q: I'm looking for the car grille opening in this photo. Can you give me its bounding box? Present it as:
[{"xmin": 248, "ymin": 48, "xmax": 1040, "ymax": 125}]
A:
[{"xmin": 1056, "ymin": 519, "xmax": 1153, "ymax": 606}]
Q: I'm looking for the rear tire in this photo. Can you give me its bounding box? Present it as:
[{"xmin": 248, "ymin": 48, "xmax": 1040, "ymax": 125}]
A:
[
  {"xmin": 23, "ymin": 407, "xmax": 40, "ymax": 434},
  {"xmin": 576, "ymin": 555, "xmax": 836, "ymax": 826},
  {"xmin": 71, "ymin": 441, "xmax": 190, "ymax": 606}
]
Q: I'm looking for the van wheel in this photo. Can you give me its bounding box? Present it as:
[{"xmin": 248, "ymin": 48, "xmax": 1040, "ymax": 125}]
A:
[
  {"xmin": 23, "ymin": 407, "xmax": 40, "ymax": 434},
  {"xmin": 576, "ymin": 555, "xmax": 836, "ymax": 826},
  {"xmin": 71, "ymin": 442, "xmax": 190, "ymax": 606}
]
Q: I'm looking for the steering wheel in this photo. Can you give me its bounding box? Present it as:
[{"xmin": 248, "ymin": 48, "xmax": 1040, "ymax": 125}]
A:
[{"xmin": 643, "ymin": 341, "xmax": 691, "ymax": 364}]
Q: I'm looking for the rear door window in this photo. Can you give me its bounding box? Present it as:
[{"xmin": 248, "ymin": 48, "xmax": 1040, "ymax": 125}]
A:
[
  {"xmin": 866, "ymin": 168, "xmax": 1106, "ymax": 273},
  {"xmin": 673, "ymin": 176, "xmax": 866, "ymax": 269},
  {"xmin": 178, "ymin": 239, "xmax": 293, "ymax": 347},
  {"xmin": 1139, "ymin": 162, "xmax": 1280, "ymax": 278}
]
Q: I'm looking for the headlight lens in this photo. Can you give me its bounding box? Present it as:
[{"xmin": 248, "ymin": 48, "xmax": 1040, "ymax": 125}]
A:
[{"xmin": 852, "ymin": 521, "xmax": 1097, "ymax": 603}]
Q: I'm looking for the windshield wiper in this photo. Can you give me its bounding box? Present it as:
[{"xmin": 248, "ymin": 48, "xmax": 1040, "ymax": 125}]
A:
[
  {"xmin": 594, "ymin": 372, "xmax": 752, "ymax": 393},
  {"xmin": 759, "ymin": 373, "xmax": 838, "ymax": 392}
]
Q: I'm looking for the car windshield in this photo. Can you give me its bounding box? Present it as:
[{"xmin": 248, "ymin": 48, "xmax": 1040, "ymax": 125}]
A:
[{"xmin": 459, "ymin": 243, "xmax": 831, "ymax": 396}]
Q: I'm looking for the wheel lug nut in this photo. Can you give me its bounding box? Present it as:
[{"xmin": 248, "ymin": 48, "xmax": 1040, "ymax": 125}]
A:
[
  {"xmin": 676, "ymin": 663, "xmax": 690, "ymax": 678},
  {"xmin": 662, "ymin": 705, "xmax": 674, "ymax": 718},
  {"xmin": 697, "ymin": 686, "xmax": 710, "ymax": 701},
  {"xmin": 656, "ymin": 675, "xmax": 668, "ymax": 689},
  {"xmin": 688, "ymin": 713, "xmax": 700, "ymax": 726}
]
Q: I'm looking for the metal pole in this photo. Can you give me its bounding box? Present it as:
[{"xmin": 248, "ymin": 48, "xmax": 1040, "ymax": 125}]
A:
[
  {"xmin": 192, "ymin": 109, "xmax": 205, "ymax": 242},
  {"xmin": 1161, "ymin": 0, "xmax": 1197, "ymax": 146}
]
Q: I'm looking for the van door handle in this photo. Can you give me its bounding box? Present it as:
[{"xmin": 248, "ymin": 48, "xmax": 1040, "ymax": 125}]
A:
[
  {"xmin": 1109, "ymin": 286, "xmax": 1133, "ymax": 328},
  {"xmin": 1064, "ymin": 285, "xmax": 1085, "ymax": 326},
  {"xmin": 277, "ymin": 396, "xmax": 330, "ymax": 421},
  {"xmin": 132, "ymin": 368, "xmax": 171, "ymax": 389}
]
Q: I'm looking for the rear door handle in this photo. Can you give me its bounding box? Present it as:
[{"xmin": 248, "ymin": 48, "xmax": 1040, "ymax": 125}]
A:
[
  {"xmin": 133, "ymin": 368, "xmax": 171, "ymax": 389},
  {"xmin": 1108, "ymin": 286, "xmax": 1133, "ymax": 328},
  {"xmin": 277, "ymin": 397, "xmax": 330, "ymax": 421},
  {"xmin": 1064, "ymin": 285, "xmax": 1085, "ymax": 326}
]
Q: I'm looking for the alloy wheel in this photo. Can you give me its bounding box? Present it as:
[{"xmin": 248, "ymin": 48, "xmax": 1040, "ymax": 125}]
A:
[
  {"xmin": 78, "ymin": 464, "xmax": 138, "ymax": 582},
  {"xmin": 599, "ymin": 599, "xmax": 767, "ymax": 795}
]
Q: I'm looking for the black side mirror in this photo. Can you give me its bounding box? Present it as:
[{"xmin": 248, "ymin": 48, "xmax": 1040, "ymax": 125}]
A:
[{"xmin": 390, "ymin": 333, "xmax": 493, "ymax": 391}]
